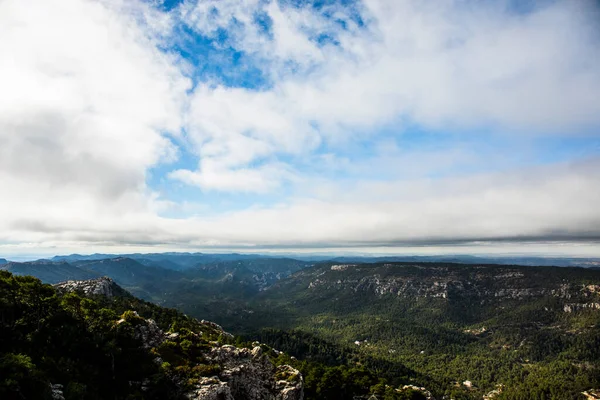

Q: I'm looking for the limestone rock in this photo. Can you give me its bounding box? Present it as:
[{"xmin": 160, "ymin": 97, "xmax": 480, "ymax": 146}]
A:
[
  {"xmin": 50, "ymin": 383, "xmax": 65, "ymax": 400},
  {"xmin": 582, "ymin": 389, "xmax": 600, "ymax": 399},
  {"xmin": 563, "ymin": 303, "xmax": 600, "ymax": 313},
  {"xmin": 134, "ymin": 315, "xmax": 164, "ymax": 348},
  {"xmin": 187, "ymin": 378, "xmax": 234, "ymax": 400},
  {"xmin": 483, "ymin": 384, "xmax": 504, "ymax": 400},
  {"xmin": 187, "ymin": 345, "xmax": 303, "ymax": 400},
  {"xmin": 54, "ymin": 276, "xmax": 123, "ymax": 298}
]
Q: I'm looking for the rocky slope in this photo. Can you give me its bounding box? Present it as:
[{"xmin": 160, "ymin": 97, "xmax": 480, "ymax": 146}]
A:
[
  {"xmin": 187, "ymin": 345, "xmax": 303, "ymax": 400},
  {"xmin": 53, "ymin": 277, "xmax": 304, "ymax": 400},
  {"xmin": 54, "ymin": 276, "xmax": 128, "ymax": 298}
]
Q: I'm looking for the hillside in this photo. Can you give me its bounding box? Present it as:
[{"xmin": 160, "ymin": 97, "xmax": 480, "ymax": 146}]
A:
[
  {"xmin": 0, "ymin": 260, "xmax": 101, "ymax": 283},
  {"xmin": 230, "ymin": 262, "xmax": 600, "ymax": 399},
  {"xmin": 2, "ymin": 256, "xmax": 311, "ymax": 311},
  {"xmin": 0, "ymin": 272, "xmax": 304, "ymax": 400}
]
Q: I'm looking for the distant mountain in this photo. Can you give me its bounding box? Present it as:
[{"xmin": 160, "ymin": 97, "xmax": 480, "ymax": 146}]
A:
[
  {"xmin": 0, "ymin": 258, "xmax": 7, "ymax": 265},
  {"xmin": 8, "ymin": 255, "xmax": 309, "ymax": 306},
  {"xmin": 67, "ymin": 257, "xmax": 187, "ymax": 300},
  {"xmin": 50, "ymin": 252, "xmax": 600, "ymax": 269},
  {"xmin": 72, "ymin": 257, "xmax": 184, "ymax": 286},
  {"xmin": 133, "ymin": 257, "xmax": 188, "ymax": 271},
  {"xmin": 262, "ymin": 262, "xmax": 600, "ymax": 314},
  {"xmin": 50, "ymin": 253, "xmax": 119, "ymax": 263},
  {"xmin": 327, "ymin": 254, "xmax": 600, "ymax": 268},
  {"xmin": 2, "ymin": 257, "xmax": 186, "ymax": 300},
  {"xmin": 0, "ymin": 260, "xmax": 100, "ymax": 283},
  {"xmin": 52, "ymin": 252, "xmax": 282, "ymax": 271},
  {"xmin": 185, "ymin": 257, "xmax": 310, "ymax": 289},
  {"xmin": 2, "ymin": 257, "xmax": 186, "ymax": 291}
]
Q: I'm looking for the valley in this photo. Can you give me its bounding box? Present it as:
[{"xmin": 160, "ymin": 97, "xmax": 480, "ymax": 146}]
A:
[{"xmin": 3, "ymin": 253, "xmax": 600, "ymax": 399}]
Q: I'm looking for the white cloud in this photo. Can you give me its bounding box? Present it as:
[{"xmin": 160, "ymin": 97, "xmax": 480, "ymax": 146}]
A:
[
  {"xmin": 174, "ymin": 0, "xmax": 600, "ymax": 192},
  {"xmin": 170, "ymin": 159, "xmax": 292, "ymax": 193},
  {"xmin": 171, "ymin": 159, "xmax": 600, "ymax": 247},
  {"xmin": 4, "ymin": 157, "xmax": 600, "ymax": 252},
  {"xmin": 0, "ymin": 0, "xmax": 189, "ymax": 243},
  {"xmin": 1, "ymin": 0, "xmax": 599, "ymax": 255}
]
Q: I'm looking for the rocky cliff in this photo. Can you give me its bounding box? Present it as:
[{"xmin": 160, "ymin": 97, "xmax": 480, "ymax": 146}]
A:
[
  {"xmin": 297, "ymin": 263, "xmax": 600, "ymax": 308},
  {"xmin": 54, "ymin": 276, "xmax": 126, "ymax": 298}
]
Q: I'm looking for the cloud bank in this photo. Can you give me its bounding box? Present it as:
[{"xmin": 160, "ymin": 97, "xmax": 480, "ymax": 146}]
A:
[{"xmin": 1, "ymin": 0, "xmax": 599, "ymax": 255}]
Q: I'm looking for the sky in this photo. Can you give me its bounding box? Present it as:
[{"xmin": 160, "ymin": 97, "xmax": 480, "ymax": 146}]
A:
[{"xmin": 1, "ymin": 0, "xmax": 600, "ymax": 259}]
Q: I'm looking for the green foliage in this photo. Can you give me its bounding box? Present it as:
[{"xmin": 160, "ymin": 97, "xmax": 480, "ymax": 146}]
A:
[
  {"xmin": 4, "ymin": 260, "xmax": 600, "ymax": 400},
  {"xmin": 225, "ymin": 263, "xmax": 600, "ymax": 399},
  {"xmin": 0, "ymin": 353, "xmax": 50, "ymax": 399},
  {"xmin": 0, "ymin": 271, "xmax": 234, "ymax": 399}
]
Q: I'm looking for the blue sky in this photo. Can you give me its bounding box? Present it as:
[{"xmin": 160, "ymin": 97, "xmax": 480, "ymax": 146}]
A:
[{"xmin": 0, "ymin": 0, "xmax": 600, "ymax": 257}]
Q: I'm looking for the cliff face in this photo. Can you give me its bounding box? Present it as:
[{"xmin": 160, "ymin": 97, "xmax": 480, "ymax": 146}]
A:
[{"xmin": 294, "ymin": 263, "xmax": 600, "ymax": 307}]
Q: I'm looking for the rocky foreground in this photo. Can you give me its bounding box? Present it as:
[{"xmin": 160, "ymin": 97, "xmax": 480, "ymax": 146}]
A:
[{"xmin": 54, "ymin": 277, "xmax": 304, "ymax": 400}]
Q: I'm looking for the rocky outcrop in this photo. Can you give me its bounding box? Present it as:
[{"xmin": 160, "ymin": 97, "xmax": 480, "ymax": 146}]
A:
[
  {"xmin": 186, "ymin": 345, "xmax": 303, "ymax": 400},
  {"xmin": 563, "ymin": 303, "xmax": 600, "ymax": 313},
  {"xmin": 200, "ymin": 319, "xmax": 234, "ymax": 339},
  {"xmin": 116, "ymin": 313, "xmax": 304, "ymax": 400},
  {"xmin": 54, "ymin": 276, "xmax": 124, "ymax": 298},
  {"xmin": 582, "ymin": 389, "xmax": 600, "ymax": 399},
  {"xmin": 483, "ymin": 384, "xmax": 504, "ymax": 399},
  {"xmin": 584, "ymin": 285, "xmax": 600, "ymax": 295},
  {"xmin": 330, "ymin": 264, "xmax": 352, "ymax": 271},
  {"xmin": 57, "ymin": 278, "xmax": 304, "ymax": 400},
  {"xmin": 400, "ymin": 385, "xmax": 433, "ymax": 399},
  {"xmin": 187, "ymin": 346, "xmax": 303, "ymax": 400},
  {"xmin": 116, "ymin": 311, "xmax": 165, "ymax": 348},
  {"xmin": 190, "ymin": 377, "xmax": 234, "ymax": 400},
  {"xmin": 50, "ymin": 383, "xmax": 65, "ymax": 400}
]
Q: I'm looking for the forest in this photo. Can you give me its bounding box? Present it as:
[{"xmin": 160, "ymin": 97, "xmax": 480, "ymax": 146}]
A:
[
  {"xmin": 0, "ymin": 271, "xmax": 428, "ymax": 399},
  {"xmin": 3, "ymin": 259, "xmax": 600, "ymax": 399}
]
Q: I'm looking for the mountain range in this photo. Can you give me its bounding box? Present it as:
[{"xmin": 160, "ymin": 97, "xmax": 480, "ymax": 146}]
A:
[
  {"xmin": 2, "ymin": 252, "xmax": 600, "ymax": 398},
  {"xmin": 40, "ymin": 252, "xmax": 600, "ymax": 268}
]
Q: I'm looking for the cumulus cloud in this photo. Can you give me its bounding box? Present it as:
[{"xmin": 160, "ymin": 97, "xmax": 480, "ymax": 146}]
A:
[
  {"xmin": 173, "ymin": 0, "xmax": 600, "ymax": 192},
  {"xmin": 1, "ymin": 0, "xmax": 599, "ymax": 255},
  {"xmin": 0, "ymin": 0, "xmax": 189, "ymax": 243}
]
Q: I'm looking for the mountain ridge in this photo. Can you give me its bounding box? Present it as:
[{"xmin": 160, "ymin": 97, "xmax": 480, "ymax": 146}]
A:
[{"xmin": 43, "ymin": 252, "xmax": 600, "ymax": 269}]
